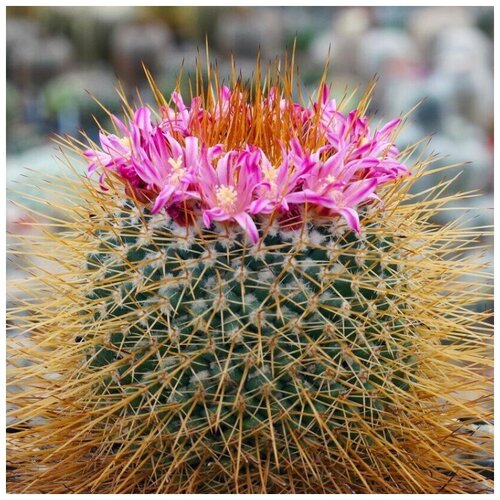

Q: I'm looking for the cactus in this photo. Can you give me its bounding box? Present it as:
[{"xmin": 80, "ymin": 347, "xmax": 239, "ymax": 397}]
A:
[{"xmin": 7, "ymin": 58, "xmax": 492, "ymax": 494}]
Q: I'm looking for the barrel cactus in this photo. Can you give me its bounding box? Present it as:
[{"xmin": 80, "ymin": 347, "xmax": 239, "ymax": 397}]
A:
[{"xmin": 7, "ymin": 60, "xmax": 492, "ymax": 493}]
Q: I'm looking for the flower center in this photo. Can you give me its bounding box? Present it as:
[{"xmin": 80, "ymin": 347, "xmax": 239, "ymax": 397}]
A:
[
  {"xmin": 119, "ymin": 136, "xmax": 132, "ymax": 153},
  {"xmin": 216, "ymin": 184, "xmax": 238, "ymax": 212},
  {"xmin": 168, "ymin": 156, "xmax": 184, "ymax": 182},
  {"xmin": 263, "ymin": 167, "xmax": 277, "ymax": 182},
  {"xmin": 262, "ymin": 167, "xmax": 281, "ymax": 198},
  {"xmin": 168, "ymin": 156, "xmax": 183, "ymax": 171},
  {"xmin": 320, "ymin": 175, "xmax": 336, "ymax": 192},
  {"xmin": 330, "ymin": 190, "xmax": 344, "ymax": 207}
]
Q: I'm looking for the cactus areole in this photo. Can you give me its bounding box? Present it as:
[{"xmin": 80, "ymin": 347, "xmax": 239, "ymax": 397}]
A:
[{"xmin": 7, "ymin": 58, "xmax": 492, "ymax": 493}]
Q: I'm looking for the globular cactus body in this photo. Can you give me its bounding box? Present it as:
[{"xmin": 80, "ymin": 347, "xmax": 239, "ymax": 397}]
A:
[
  {"xmin": 87, "ymin": 204, "xmax": 410, "ymax": 442},
  {"xmin": 7, "ymin": 58, "xmax": 492, "ymax": 493}
]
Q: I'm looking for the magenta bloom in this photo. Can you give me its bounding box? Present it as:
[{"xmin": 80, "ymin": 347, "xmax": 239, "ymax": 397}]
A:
[
  {"xmin": 256, "ymin": 141, "xmax": 316, "ymax": 212},
  {"xmin": 83, "ymin": 107, "xmax": 159, "ymax": 190},
  {"xmin": 135, "ymin": 133, "xmax": 202, "ymax": 214},
  {"xmin": 84, "ymin": 84, "xmax": 410, "ymax": 243},
  {"xmin": 85, "ymin": 109, "xmax": 200, "ymax": 211},
  {"xmin": 197, "ymin": 149, "xmax": 266, "ymax": 243},
  {"xmin": 160, "ymin": 91, "xmax": 204, "ymax": 136},
  {"xmin": 283, "ymin": 143, "xmax": 377, "ymax": 232}
]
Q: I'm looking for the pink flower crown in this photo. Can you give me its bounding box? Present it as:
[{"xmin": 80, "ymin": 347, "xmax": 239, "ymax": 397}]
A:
[{"xmin": 84, "ymin": 84, "xmax": 409, "ymax": 243}]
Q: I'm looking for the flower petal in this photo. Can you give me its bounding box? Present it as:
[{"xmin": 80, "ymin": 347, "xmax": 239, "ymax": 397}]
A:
[
  {"xmin": 132, "ymin": 157, "xmax": 162, "ymax": 186},
  {"xmin": 112, "ymin": 115, "xmax": 129, "ymax": 135},
  {"xmin": 249, "ymin": 198, "xmax": 274, "ymax": 215},
  {"xmin": 285, "ymin": 190, "xmax": 336, "ymax": 209},
  {"xmin": 134, "ymin": 107, "xmax": 152, "ymax": 133},
  {"xmin": 342, "ymin": 178, "xmax": 378, "ymax": 206},
  {"xmin": 184, "ymin": 136, "xmax": 199, "ymax": 168},
  {"xmin": 378, "ymin": 117, "xmax": 401, "ymax": 139},
  {"xmin": 234, "ymin": 212, "xmax": 260, "ymax": 244},
  {"xmin": 151, "ymin": 184, "xmax": 176, "ymax": 214},
  {"xmin": 336, "ymin": 207, "xmax": 361, "ymax": 232},
  {"xmin": 203, "ymin": 207, "xmax": 228, "ymax": 224}
]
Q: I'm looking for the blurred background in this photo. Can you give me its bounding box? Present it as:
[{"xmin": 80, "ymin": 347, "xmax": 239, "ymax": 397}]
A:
[{"xmin": 6, "ymin": 5, "xmax": 494, "ymax": 287}]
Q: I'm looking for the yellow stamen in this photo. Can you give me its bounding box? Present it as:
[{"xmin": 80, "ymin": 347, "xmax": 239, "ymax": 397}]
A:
[
  {"xmin": 216, "ymin": 184, "xmax": 238, "ymax": 211},
  {"xmin": 263, "ymin": 167, "xmax": 277, "ymax": 182},
  {"xmin": 168, "ymin": 156, "xmax": 184, "ymax": 182},
  {"xmin": 168, "ymin": 156, "xmax": 184, "ymax": 171},
  {"xmin": 120, "ymin": 136, "xmax": 131, "ymax": 149}
]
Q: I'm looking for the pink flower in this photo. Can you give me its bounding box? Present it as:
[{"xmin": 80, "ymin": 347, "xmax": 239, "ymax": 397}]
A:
[
  {"xmin": 83, "ymin": 130, "xmax": 133, "ymax": 189},
  {"xmin": 134, "ymin": 133, "xmax": 203, "ymax": 214},
  {"xmin": 197, "ymin": 149, "xmax": 265, "ymax": 243},
  {"xmin": 313, "ymin": 86, "xmax": 405, "ymax": 164},
  {"xmin": 83, "ymin": 107, "xmax": 157, "ymax": 190},
  {"xmin": 160, "ymin": 92, "xmax": 203, "ymax": 136},
  {"xmin": 284, "ymin": 142, "xmax": 379, "ymax": 232},
  {"xmin": 82, "ymin": 85, "xmax": 411, "ymax": 243},
  {"xmin": 256, "ymin": 141, "xmax": 316, "ymax": 212}
]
